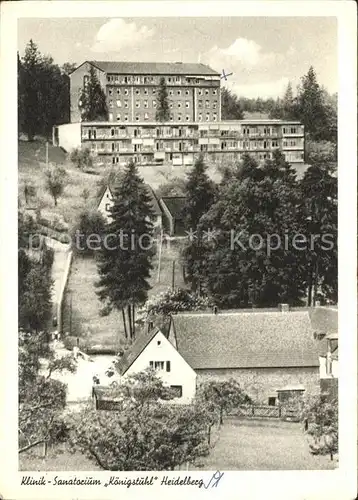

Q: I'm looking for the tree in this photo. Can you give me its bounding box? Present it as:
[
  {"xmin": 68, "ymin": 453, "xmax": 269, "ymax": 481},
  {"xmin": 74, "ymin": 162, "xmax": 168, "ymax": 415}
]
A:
[
  {"xmin": 299, "ymin": 162, "xmax": 337, "ymax": 305},
  {"xmin": 44, "ymin": 165, "xmax": 68, "ymax": 206},
  {"xmin": 71, "ymin": 209, "xmax": 106, "ymax": 256},
  {"xmin": 19, "ymin": 265, "xmax": 53, "ymax": 332},
  {"xmin": 96, "ymin": 161, "xmax": 155, "ymax": 340},
  {"xmin": 182, "ymin": 156, "xmax": 216, "ymax": 230},
  {"xmin": 70, "ymin": 147, "xmax": 94, "ymax": 171},
  {"xmin": 19, "ymin": 330, "xmax": 76, "ymax": 454},
  {"xmin": 198, "ymin": 379, "xmax": 252, "ymax": 425},
  {"xmin": 70, "ymin": 370, "xmax": 211, "ymax": 470},
  {"xmin": 282, "ymin": 82, "xmax": 297, "ymax": 120},
  {"xmin": 79, "ymin": 65, "xmax": 108, "ymax": 122},
  {"xmin": 156, "ymin": 177, "xmax": 186, "ymax": 198},
  {"xmin": 24, "ymin": 181, "xmax": 36, "ymax": 205},
  {"xmin": 296, "ymin": 66, "xmax": 330, "ymax": 141},
  {"xmin": 19, "ymin": 40, "xmax": 70, "ymax": 140},
  {"xmin": 221, "ymin": 88, "xmax": 244, "ymax": 120},
  {"xmin": 301, "ymin": 396, "xmax": 338, "ymax": 460},
  {"xmin": 183, "ymin": 151, "xmax": 307, "ymax": 307},
  {"xmin": 155, "ymin": 77, "xmax": 170, "ymax": 122}
]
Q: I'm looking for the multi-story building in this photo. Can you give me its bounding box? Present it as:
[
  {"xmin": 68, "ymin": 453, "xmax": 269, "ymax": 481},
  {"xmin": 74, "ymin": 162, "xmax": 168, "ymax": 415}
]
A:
[
  {"xmin": 54, "ymin": 60, "xmax": 305, "ymax": 170},
  {"xmin": 69, "ymin": 61, "xmax": 221, "ymax": 124}
]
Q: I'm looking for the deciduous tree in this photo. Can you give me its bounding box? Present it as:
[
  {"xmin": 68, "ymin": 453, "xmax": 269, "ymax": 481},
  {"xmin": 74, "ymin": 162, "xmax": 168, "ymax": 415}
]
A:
[{"xmin": 44, "ymin": 165, "xmax": 68, "ymax": 206}]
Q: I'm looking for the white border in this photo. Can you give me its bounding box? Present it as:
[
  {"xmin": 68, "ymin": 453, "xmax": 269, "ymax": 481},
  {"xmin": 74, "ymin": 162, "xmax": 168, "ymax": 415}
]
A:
[{"xmin": 0, "ymin": 2, "xmax": 356, "ymax": 499}]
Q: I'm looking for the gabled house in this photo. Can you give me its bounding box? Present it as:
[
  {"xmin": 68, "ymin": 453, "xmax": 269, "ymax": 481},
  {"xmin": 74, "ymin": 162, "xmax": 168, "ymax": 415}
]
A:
[
  {"xmin": 97, "ymin": 182, "xmax": 162, "ymax": 229},
  {"xmin": 167, "ymin": 310, "xmax": 322, "ymax": 405},
  {"xmin": 159, "ymin": 196, "xmax": 186, "ymax": 236},
  {"xmin": 115, "ymin": 328, "xmax": 197, "ymax": 404}
]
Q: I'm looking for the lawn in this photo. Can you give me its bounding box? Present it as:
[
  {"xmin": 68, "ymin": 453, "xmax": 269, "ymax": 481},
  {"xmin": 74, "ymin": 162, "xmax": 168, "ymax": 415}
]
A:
[
  {"xmin": 19, "ymin": 418, "xmax": 337, "ymax": 471},
  {"xmin": 192, "ymin": 418, "xmax": 337, "ymax": 471}
]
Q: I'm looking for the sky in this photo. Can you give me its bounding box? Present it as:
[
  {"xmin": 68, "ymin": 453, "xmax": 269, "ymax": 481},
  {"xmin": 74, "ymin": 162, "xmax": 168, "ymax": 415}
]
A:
[{"xmin": 18, "ymin": 17, "xmax": 337, "ymax": 99}]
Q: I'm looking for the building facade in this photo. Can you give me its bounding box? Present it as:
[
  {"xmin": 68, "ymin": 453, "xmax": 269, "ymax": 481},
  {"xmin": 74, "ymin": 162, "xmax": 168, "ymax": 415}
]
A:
[{"xmin": 70, "ymin": 61, "xmax": 221, "ymax": 124}]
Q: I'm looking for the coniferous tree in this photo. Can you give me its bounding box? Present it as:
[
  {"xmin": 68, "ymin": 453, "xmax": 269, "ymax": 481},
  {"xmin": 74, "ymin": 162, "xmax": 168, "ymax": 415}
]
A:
[
  {"xmin": 96, "ymin": 161, "xmax": 155, "ymax": 340},
  {"xmin": 296, "ymin": 66, "xmax": 329, "ymax": 141},
  {"xmin": 221, "ymin": 87, "xmax": 244, "ymax": 120},
  {"xmin": 79, "ymin": 65, "xmax": 108, "ymax": 122},
  {"xmin": 21, "ymin": 40, "xmax": 43, "ymax": 140},
  {"xmin": 182, "ymin": 156, "xmax": 216, "ymax": 230},
  {"xmin": 155, "ymin": 77, "xmax": 170, "ymax": 122}
]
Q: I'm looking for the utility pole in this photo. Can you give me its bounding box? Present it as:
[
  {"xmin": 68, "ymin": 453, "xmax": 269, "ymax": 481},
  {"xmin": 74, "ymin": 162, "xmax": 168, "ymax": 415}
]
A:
[
  {"xmin": 157, "ymin": 229, "xmax": 163, "ymax": 283},
  {"xmin": 172, "ymin": 260, "xmax": 176, "ymax": 290},
  {"xmin": 46, "ymin": 141, "xmax": 49, "ymax": 168}
]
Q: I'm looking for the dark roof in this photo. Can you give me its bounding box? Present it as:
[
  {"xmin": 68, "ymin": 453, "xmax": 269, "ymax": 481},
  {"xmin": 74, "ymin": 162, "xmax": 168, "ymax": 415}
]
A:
[
  {"xmin": 309, "ymin": 307, "xmax": 338, "ymax": 336},
  {"xmin": 98, "ymin": 183, "xmax": 162, "ymax": 216},
  {"xmin": 116, "ymin": 328, "xmax": 160, "ymax": 375},
  {"xmin": 171, "ymin": 311, "xmax": 320, "ymax": 369},
  {"xmin": 89, "ymin": 61, "xmax": 219, "ymax": 76},
  {"xmin": 160, "ymin": 196, "xmax": 186, "ymax": 219}
]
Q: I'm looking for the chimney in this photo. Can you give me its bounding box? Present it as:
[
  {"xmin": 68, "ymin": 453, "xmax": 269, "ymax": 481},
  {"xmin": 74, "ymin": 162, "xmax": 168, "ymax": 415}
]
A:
[{"xmin": 278, "ymin": 303, "xmax": 290, "ymax": 313}]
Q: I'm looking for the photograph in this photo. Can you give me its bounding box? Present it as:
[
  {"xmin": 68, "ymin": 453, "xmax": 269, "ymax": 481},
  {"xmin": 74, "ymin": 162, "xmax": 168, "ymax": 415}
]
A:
[{"xmin": 0, "ymin": 3, "xmax": 355, "ymax": 498}]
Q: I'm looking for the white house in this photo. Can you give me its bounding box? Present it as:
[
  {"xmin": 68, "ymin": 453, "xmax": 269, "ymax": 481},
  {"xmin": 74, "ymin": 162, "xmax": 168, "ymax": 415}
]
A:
[
  {"xmin": 116, "ymin": 328, "xmax": 197, "ymax": 404},
  {"xmin": 97, "ymin": 183, "xmax": 162, "ymax": 230}
]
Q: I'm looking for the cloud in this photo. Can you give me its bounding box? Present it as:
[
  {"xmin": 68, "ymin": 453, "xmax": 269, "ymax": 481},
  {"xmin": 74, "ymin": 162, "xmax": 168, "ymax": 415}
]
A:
[
  {"xmin": 206, "ymin": 38, "xmax": 277, "ymax": 70},
  {"xmin": 92, "ymin": 18, "xmax": 154, "ymax": 53}
]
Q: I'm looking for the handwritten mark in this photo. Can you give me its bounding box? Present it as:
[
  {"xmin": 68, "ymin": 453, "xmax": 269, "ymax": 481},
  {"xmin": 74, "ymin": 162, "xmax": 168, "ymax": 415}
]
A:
[
  {"xmin": 202, "ymin": 471, "xmax": 224, "ymax": 489},
  {"xmin": 220, "ymin": 70, "xmax": 233, "ymax": 81}
]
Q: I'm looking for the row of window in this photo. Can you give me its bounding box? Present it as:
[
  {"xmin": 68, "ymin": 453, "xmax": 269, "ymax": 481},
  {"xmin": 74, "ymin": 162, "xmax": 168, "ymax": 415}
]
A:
[
  {"xmin": 283, "ymin": 139, "xmax": 301, "ymax": 147},
  {"xmin": 107, "ymin": 112, "xmax": 218, "ymax": 122},
  {"xmin": 106, "ymin": 74, "xmax": 207, "ymax": 86},
  {"xmin": 149, "ymin": 360, "xmax": 171, "ymax": 372},
  {"xmin": 108, "ymin": 99, "xmax": 218, "ymax": 110}
]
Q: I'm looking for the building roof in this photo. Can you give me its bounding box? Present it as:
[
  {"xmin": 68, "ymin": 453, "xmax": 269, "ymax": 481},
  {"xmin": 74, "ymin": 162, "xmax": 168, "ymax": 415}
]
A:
[
  {"xmin": 116, "ymin": 328, "xmax": 161, "ymax": 375},
  {"xmin": 171, "ymin": 311, "xmax": 320, "ymax": 369},
  {"xmin": 160, "ymin": 196, "xmax": 186, "ymax": 219},
  {"xmin": 89, "ymin": 61, "xmax": 219, "ymax": 76},
  {"xmin": 98, "ymin": 183, "xmax": 162, "ymax": 216},
  {"xmin": 309, "ymin": 307, "xmax": 338, "ymax": 336}
]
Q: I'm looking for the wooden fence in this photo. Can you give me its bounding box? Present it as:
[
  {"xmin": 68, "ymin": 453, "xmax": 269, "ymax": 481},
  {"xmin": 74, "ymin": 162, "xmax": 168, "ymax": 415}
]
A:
[{"xmin": 227, "ymin": 404, "xmax": 299, "ymax": 421}]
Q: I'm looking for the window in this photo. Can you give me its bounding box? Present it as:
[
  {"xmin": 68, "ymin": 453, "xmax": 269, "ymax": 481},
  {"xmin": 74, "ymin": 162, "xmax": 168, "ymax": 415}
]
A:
[
  {"xmin": 205, "ymin": 100, "xmax": 210, "ymax": 108},
  {"xmin": 177, "ymin": 90, "xmax": 181, "ymax": 96},
  {"xmin": 144, "ymin": 88, "xmax": 148, "ymax": 95},
  {"xmin": 135, "ymin": 76, "xmax": 140, "ymax": 84},
  {"xmin": 116, "ymin": 114, "xmax": 121, "ymax": 121},
  {"xmin": 213, "ymin": 113, "xmax": 217, "ymax": 122},
  {"xmin": 205, "ymin": 89, "xmax": 209, "ymax": 95},
  {"xmin": 144, "ymin": 100, "xmax": 148, "ymax": 108},
  {"xmin": 178, "ymin": 102, "xmax": 182, "ymax": 108},
  {"xmin": 109, "ymin": 100, "xmax": 114, "ymax": 108},
  {"xmin": 135, "ymin": 115, "xmax": 140, "ymax": 121},
  {"xmin": 150, "ymin": 361, "xmax": 164, "ymax": 371},
  {"xmin": 107, "ymin": 75, "xmax": 111, "ymax": 82},
  {"xmin": 213, "ymin": 101, "xmax": 217, "ymax": 109},
  {"xmin": 170, "ymin": 385, "xmax": 182, "ymax": 398},
  {"xmin": 124, "ymin": 114, "xmax": 128, "ymax": 121},
  {"xmin": 111, "ymin": 128, "xmax": 115, "ymax": 137},
  {"xmin": 186, "ymin": 115, "xmax": 190, "ymax": 121},
  {"xmin": 135, "ymin": 100, "xmax": 140, "ymax": 108},
  {"xmin": 198, "ymin": 89, "xmax": 203, "ymax": 96},
  {"xmin": 170, "ymin": 115, "xmax": 174, "ymax": 121},
  {"xmin": 116, "ymin": 100, "xmax": 121, "ymax": 107},
  {"xmin": 205, "ymin": 113, "xmax": 210, "ymax": 122},
  {"xmin": 166, "ymin": 361, "xmax": 171, "ymax": 372},
  {"xmin": 152, "ymin": 89, "xmax": 156, "ymax": 95},
  {"xmin": 124, "ymin": 100, "xmax": 129, "ymax": 108},
  {"xmin": 124, "ymin": 76, "xmax": 128, "ymax": 83},
  {"xmin": 268, "ymin": 397, "xmax": 276, "ymax": 406},
  {"xmin": 111, "ymin": 143, "xmax": 115, "ymax": 152},
  {"xmin": 169, "ymin": 90, "xmax": 174, "ymax": 96},
  {"xmin": 153, "ymin": 101, "xmax": 157, "ymax": 108},
  {"xmin": 212, "ymin": 89, "xmax": 217, "ymax": 95},
  {"xmin": 109, "ymin": 113, "xmax": 113, "ymax": 121},
  {"xmin": 198, "ymin": 114, "xmax": 202, "ymax": 121},
  {"xmin": 185, "ymin": 90, "xmax": 190, "ymax": 96},
  {"xmin": 114, "ymin": 75, "xmax": 119, "ymax": 82},
  {"xmin": 185, "ymin": 101, "xmax": 190, "ymax": 108},
  {"xmin": 175, "ymin": 76, "xmax": 181, "ymax": 83},
  {"xmin": 290, "ymin": 127, "xmax": 297, "ymax": 134},
  {"xmin": 124, "ymin": 89, "xmax": 129, "ymax": 96},
  {"xmin": 83, "ymin": 75, "xmax": 89, "ymax": 87},
  {"xmin": 116, "ymin": 88, "xmax": 121, "ymax": 95},
  {"xmin": 135, "ymin": 89, "xmax": 140, "ymax": 95},
  {"xmin": 169, "ymin": 102, "xmax": 173, "ymax": 109},
  {"xmin": 168, "ymin": 77, "xmax": 172, "ymax": 83},
  {"xmin": 108, "ymin": 88, "xmax": 113, "ymax": 96},
  {"xmin": 144, "ymin": 112, "xmax": 149, "ymax": 120},
  {"xmin": 198, "ymin": 100, "xmax": 203, "ymax": 109}
]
